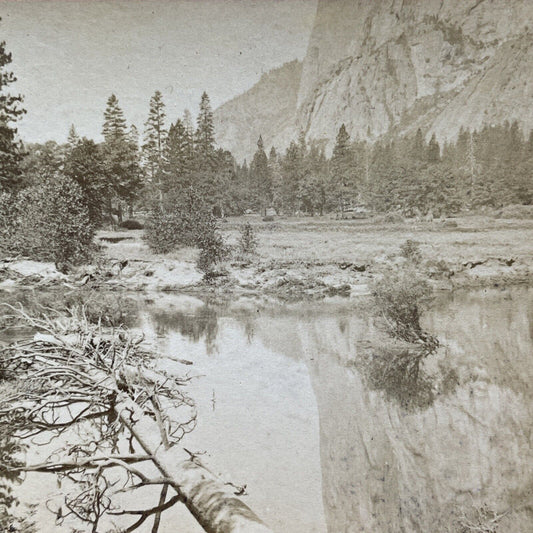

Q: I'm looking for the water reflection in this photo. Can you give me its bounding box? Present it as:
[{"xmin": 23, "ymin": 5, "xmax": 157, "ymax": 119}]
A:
[
  {"xmin": 144, "ymin": 288, "xmax": 533, "ymax": 532},
  {"xmin": 150, "ymin": 304, "xmax": 219, "ymax": 353},
  {"xmin": 2, "ymin": 287, "xmax": 532, "ymax": 532}
]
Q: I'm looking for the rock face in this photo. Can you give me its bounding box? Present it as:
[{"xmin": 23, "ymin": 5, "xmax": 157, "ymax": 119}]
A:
[
  {"xmin": 213, "ymin": 60, "xmax": 302, "ymax": 162},
  {"xmin": 214, "ymin": 0, "xmax": 533, "ymax": 159}
]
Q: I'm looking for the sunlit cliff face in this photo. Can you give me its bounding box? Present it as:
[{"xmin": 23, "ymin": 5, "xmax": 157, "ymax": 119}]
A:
[{"xmin": 216, "ymin": 0, "xmax": 533, "ymax": 159}]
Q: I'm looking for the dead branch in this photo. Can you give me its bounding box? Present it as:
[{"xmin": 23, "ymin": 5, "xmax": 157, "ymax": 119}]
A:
[{"xmin": 0, "ymin": 309, "xmax": 273, "ymax": 533}]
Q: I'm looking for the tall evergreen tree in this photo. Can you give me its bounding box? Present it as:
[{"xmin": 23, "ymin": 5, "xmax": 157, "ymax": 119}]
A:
[
  {"xmin": 195, "ymin": 92, "xmax": 216, "ymax": 169},
  {"xmin": 427, "ymin": 133, "xmax": 440, "ymax": 163},
  {"xmin": 128, "ymin": 124, "xmax": 140, "ymax": 148},
  {"xmin": 249, "ymin": 135, "xmax": 271, "ymax": 210},
  {"xmin": 0, "ymin": 27, "xmax": 26, "ymax": 191},
  {"xmin": 268, "ymin": 146, "xmax": 284, "ymax": 212},
  {"xmin": 64, "ymin": 138, "xmax": 108, "ymax": 225},
  {"xmin": 162, "ymin": 118, "xmax": 193, "ymax": 193},
  {"xmin": 142, "ymin": 90, "xmax": 167, "ymax": 182},
  {"xmin": 330, "ymin": 124, "xmax": 353, "ymax": 210},
  {"xmin": 67, "ymin": 124, "xmax": 79, "ymax": 148},
  {"xmin": 281, "ymin": 140, "xmax": 305, "ymax": 213},
  {"xmin": 102, "ymin": 94, "xmax": 127, "ymax": 144},
  {"xmin": 101, "ymin": 94, "xmax": 142, "ymax": 218}
]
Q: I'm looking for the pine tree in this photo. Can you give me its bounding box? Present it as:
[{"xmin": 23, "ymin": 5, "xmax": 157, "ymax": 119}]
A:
[
  {"xmin": 182, "ymin": 108, "xmax": 195, "ymax": 167},
  {"xmin": 142, "ymin": 90, "xmax": 167, "ymax": 182},
  {"xmin": 64, "ymin": 138, "xmax": 109, "ymax": 225},
  {"xmin": 330, "ymin": 124, "xmax": 353, "ymax": 211},
  {"xmin": 195, "ymin": 92, "xmax": 216, "ymax": 169},
  {"xmin": 0, "ymin": 28, "xmax": 26, "ymax": 191},
  {"xmin": 67, "ymin": 124, "xmax": 80, "ymax": 148},
  {"xmin": 281, "ymin": 140, "xmax": 305, "ymax": 213},
  {"xmin": 249, "ymin": 135, "xmax": 272, "ymax": 210},
  {"xmin": 102, "ymin": 94, "xmax": 127, "ymax": 144},
  {"xmin": 101, "ymin": 95, "xmax": 142, "ymax": 218},
  {"xmin": 427, "ymin": 133, "xmax": 440, "ymax": 163},
  {"xmin": 128, "ymin": 124, "xmax": 139, "ymax": 148},
  {"xmin": 268, "ymin": 146, "xmax": 283, "ymax": 212},
  {"xmin": 162, "ymin": 118, "xmax": 192, "ymax": 193},
  {"xmin": 409, "ymin": 128, "xmax": 426, "ymax": 164}
]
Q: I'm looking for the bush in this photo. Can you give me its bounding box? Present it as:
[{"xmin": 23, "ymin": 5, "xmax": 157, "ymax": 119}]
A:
[
  {"xmin": 143, "ymin": 204, "xmax": 183, "ymax": 254},
  {"xmin": 399, "ymin": 239, "xmax": 422, "ymax": 264},
  {"xmin": 238, "ymin": 222, "xmax": 258, "ymax": 255},
  {"xmin": 0, "ymin": 192, "xmax": 20, "ymax": 255},
  {"xmin": 143, "ymin": 188, "xmax": 215, "ymax": 254},
  {"xmin": 119, "ymin": 219, "xmax": 144, "ymax": 230},
  {"xmin": 496, "ymin": 204, "xmax": 533, "ymax": 219},
  {"xmin": 196, "ymin": 220, "xmax": 229, "ymax": 279},
  {"xmin": 370, "ymin": 264, "xmax": 436, "ymax": 349},
  {"xmin": 0, "ymin": 177, "xmax": 95, "ymax": 269}
]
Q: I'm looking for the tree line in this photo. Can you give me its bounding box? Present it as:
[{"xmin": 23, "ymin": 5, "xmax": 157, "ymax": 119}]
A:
[{"xmin": 2, "ymin": 24, "xmax": 533, "ymax": 238}]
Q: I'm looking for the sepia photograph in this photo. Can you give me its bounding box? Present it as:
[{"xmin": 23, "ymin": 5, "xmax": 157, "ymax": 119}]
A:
[{"xmin": 0, "ymin": 0, "xmax": 532, "ymax": 531}]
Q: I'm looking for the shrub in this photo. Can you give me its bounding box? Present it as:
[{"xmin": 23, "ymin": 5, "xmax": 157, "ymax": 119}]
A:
[
  {"xmin": 238, "ymin": 222, "xmax": 258, "ymax": 255},
  {"xmin": 370, "ymin": 264, "xmax": 437, "ymax": 349},
  {"xmin": 399, "ymin": 239, "xmax": 422, "ymax": 264},
  {"xmin": 0, "ymin": 192, "xmax": 20, "ymax": 256},
  {"xmin": 0, "ymin": 177, "xmax": 95, "ymax": 269},
  {"xmin": 143, "ymin": 204, "xmax": 182, "ymax": 253},
  {"xmin": 196, "ymin": 220, "xmax": 229, "ymax": 279},
  {"xmin": 143, "ymin": 188, "xmax": 215, "ymax": 253},
  {"xmin": 119, "ymin": 219, "xmax": 144, "ymax": 230}
]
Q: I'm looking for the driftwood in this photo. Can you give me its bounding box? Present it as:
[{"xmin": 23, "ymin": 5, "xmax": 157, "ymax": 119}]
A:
[{"xmin": 0, "ymin": 307, "xmax": 272, "ymax": 533}]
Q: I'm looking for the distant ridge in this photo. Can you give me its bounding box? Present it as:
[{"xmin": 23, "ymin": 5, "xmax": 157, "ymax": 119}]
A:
[{"xmin": 213, "ymin": 60, "xmax": 302, "ymax": 162}]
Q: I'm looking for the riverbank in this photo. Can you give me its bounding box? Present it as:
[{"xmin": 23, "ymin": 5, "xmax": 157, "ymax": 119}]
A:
[{"xmin": 1, "ymin": 214, "xmax": 532, "ymax": 298}]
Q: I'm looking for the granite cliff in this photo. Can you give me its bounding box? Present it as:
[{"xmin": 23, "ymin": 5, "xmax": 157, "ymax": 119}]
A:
[{"xmin": 214, "ymin": 0, "xmax": 533, "ymax": 159}]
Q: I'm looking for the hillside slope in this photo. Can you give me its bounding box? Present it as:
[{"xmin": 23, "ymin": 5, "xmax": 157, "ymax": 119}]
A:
[{"xmin": 213, "ymin": 60, "xmax": 302, "ymax": 162}]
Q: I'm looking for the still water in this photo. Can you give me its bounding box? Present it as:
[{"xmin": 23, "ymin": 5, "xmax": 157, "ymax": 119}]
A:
[{"xmin": 9, "ymin": 286, "xmax": 533, "ymax": 532}]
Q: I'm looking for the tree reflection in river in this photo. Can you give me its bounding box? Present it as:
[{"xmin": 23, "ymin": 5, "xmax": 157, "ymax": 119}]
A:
[{"xmin": 151, "ymin": 303, "xmax": 219, "ymax": 354}]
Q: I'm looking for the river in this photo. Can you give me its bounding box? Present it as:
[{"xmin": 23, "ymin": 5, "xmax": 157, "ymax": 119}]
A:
[{"xmin": 5, "ymin": 286, "xmax": 533, "ymax": 532}]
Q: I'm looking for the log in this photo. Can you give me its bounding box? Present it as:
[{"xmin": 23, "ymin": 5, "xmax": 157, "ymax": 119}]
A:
[{"xmin": 115, "ymin": 394, "xmax": 273, "ymax": 533}]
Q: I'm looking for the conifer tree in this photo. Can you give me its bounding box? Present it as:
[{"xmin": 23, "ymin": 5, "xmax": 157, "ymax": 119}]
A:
[
  {"xmin": 67, "ymin": 124, "xmax": 80, "ymax": 148},
  {"xmin": 142, "ymin": 90, "xmax": 167, "ymax": 182},
  {"xmin": 427, "ymin": 133, "xmax": 440, "ymax": 163},
  {"xmin": 64, "ymin": 137, "xmax": 108, "ymax": 225},
  {"xmin": 249, "ymin": 135, "xmax": 271, "ymax": 210},
  {"xmin": 182, "ymin": 108, "xmax": 195, "ymax": 167},
  {"xmin": 330, "ymin": 124, "xmax": 353, "ymax": 211},
  {"xmin": 281, "ymin": 140, "xmax": 305, "ymax": 213},
  {"xmin": 102, "ymin": 94, "xmax": 127, "ymax": 144},
  {"xmin": 268, "ymin": 146, "xmax": 284, "ymax": 212},
  {"xmin": 128, "ymin": 124, "xmax": 139, "ymax": 148},
  {"xmin": 0, "ymin": 27, "xmax": 26, "ymax": 191},
  {"xmin": 195, "ymin": 92, "xmax": 216, "ymax": 169},
  {"xmin": 162, "ymin": 118, "xmax": 192, "ymax": 193},
  {"xmin": 101, "ymin": 94, "xmax": 142, "ymax": 218}
]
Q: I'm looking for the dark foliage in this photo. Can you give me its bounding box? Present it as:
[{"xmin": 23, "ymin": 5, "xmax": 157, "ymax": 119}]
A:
[{"xmin": 0, "ymin": 176, "xmax": 95, "ymax": 269}]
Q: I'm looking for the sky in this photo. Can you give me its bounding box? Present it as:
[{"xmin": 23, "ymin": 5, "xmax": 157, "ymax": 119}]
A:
[{"xmin": 0, "ymin": 0, "xmax": 317, "ymax": 144}]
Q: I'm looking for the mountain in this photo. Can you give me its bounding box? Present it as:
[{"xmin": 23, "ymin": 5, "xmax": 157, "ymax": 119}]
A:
[
  {"xmin": 214, "ymin": 0, "xmax": 533, "ymax": 159},
  {"xmin": 213, "ymin": 60, "xmax": 302, "ymax": 163}
]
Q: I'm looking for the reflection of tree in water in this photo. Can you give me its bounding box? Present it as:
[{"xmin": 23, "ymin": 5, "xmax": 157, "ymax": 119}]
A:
[
  {"xmin": 239, "ymin": 315, "xmax": 256, "ymax": 344},
  {"xmin": 151, "ymin": 305, "xmax": 219, "ymax": 353},
  {"xmin": 352, "ymin": 339, "xmax": 459, "ymax": 411}
]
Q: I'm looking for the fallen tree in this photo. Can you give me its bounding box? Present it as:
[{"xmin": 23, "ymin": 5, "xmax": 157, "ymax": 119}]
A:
[{"xmin": 0, "ymin": 307, "xmax": 273, "ymax": 533}]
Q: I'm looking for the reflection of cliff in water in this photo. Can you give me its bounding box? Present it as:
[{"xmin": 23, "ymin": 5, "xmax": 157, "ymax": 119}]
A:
[
  {"xmin": 300, "ymin": 288, "xmax": 533, "ymax": 532},
  {"xmin": 254, "ymin": 289, "xmax": 533, "ymax": 532}
]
